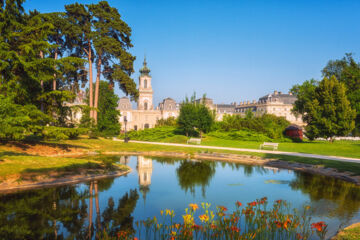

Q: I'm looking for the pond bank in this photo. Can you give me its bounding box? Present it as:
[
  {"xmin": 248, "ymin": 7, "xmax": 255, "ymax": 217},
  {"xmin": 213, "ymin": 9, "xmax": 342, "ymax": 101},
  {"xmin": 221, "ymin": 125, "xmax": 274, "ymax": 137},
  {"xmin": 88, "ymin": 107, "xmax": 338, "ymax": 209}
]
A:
[
  {"xmin": 0, "ymin": 167, "xmax": 131, "ymax": 194},
  {"xmin": 108, "ymin": 151, "xmax": 360, "ymax": 186}
]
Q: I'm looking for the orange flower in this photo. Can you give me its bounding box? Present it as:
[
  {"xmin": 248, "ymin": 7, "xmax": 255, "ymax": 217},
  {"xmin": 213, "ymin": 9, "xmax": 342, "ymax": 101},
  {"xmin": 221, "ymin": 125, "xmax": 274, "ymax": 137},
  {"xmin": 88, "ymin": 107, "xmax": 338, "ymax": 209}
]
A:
[
  {"xmin": 189, "ymin": 203, "xmax": 199, "ymax": 211},
  {"xmin": 218, "ymin": 206, "xmax": 228, "ymax": 212},
  {"xmin": 311, "ymin": 221, "xmax": 327, "ymax": 232},
  {"xmin": 236, "ymin": 201, "xmax": 242, "ymax": 207},
  {"xmin": 199, "ymin": 214, "xmax": 209, "ymax": 222},
  {"xmin": 248, "ymin": 201, "xmax": 257, "ymax": 207},
  {"xmin": 296, "ymin": 233, "xmax": 303, "ymax": 240}
]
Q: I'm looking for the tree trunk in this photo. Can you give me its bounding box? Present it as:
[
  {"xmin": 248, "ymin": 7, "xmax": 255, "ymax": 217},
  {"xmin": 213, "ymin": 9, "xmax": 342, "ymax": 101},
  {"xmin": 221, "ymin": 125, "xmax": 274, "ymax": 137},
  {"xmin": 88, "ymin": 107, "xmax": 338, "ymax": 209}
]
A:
[
  {"xmin": 40, "ymin": 51, "xmax": 44, "ymax": 112},
  {"xmin": 94, "ymin": 181, "xmax": 101, "ymax": 236},
  {"xmin": 53, "ymin": 49, "xmax": 58, "ymax": 91},
  {"xmin": 94, "ymin": 56, "xmax": 101, "ymax": 123},
  {"xmin": 88, "ymin": 181, "xmax": 93, "ymax": 239},
  {"xmin": 88, "ymin": 41, "xmax": 94, "ymax": 120}
]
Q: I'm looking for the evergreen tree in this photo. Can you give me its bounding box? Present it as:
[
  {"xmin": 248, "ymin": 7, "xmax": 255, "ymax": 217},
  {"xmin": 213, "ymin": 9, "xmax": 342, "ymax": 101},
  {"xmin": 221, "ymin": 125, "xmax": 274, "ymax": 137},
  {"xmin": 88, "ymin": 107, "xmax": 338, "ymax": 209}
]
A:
[
  {"xmin": 89, "ymin": 1, "xmax": 138, "ymax": 122},
  {"xmin": 96, "ymin": 81, "xmax": 121, "ymax": 136},
  {"xmin": 81, "ymin": 81, "xmax": 121, "ymax": 136}
]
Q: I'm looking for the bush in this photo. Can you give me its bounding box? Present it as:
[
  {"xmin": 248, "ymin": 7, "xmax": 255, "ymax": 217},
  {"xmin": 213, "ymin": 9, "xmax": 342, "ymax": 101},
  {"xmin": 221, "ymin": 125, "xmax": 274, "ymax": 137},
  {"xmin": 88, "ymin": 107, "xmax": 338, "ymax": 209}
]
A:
[
  {"xmin": 208, "ymin": 130, "xmax": 272, "ymax": 142},
  {"xmin": 120, "ymin": 126, "xmax": 179, "ymax": 142},
  {"xmin": 42, "ymin": 126, "xmax": 88, "ymax": 140},
  {"xmin": 0, "ymin": 96, "xmax": 51, "ymax": 140},
  {"xmin": 219, "ymin": 114, "xmax": 290, "ymax": 139}
]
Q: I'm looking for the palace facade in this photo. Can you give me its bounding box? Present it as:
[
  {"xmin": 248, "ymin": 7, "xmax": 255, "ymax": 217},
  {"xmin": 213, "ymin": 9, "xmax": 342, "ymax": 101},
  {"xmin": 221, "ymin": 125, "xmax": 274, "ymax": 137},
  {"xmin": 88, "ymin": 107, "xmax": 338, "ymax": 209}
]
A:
[
  {"xmin": 234, "ymin": 91, "xmax": 304, "ymax": 126},
  {"xmin": 117, "ymin": 58, "xmax": 303, "ymax": 130},
  {"xmin": 117, "ymin": 58, "xmax": 179, "ymax": 131}
]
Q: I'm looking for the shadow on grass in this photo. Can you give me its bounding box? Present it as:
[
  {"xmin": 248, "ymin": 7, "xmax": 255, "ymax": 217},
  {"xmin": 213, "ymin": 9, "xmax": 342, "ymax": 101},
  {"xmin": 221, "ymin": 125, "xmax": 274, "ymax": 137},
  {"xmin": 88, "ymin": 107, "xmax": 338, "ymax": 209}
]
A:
[
  {"xmin": 0, "ymin": 140, "xmax": 89, "ymax": 152},
  {"xmin": 0, "ymin": 151, "xmax": 34, "ymax": 158},
  {"xmin": 21, "ymin": 162, "xmax": 103, "ymax": 175}
]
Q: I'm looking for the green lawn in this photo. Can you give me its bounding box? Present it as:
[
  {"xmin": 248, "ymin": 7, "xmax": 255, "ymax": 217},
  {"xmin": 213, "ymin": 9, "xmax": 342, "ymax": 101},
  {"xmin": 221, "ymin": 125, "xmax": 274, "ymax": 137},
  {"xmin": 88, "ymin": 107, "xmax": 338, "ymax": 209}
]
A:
[
  {"xmin": 63, "ymin": 138, "xmax": 360, "ymax": 175},
  {"xmin": 200, "ymin": 136, "xmax": 360, "ymax": 159},
  {"xmin": 333, "ymin": 223, "xmax": 360, "ymax": 240},
  {"xmin": 1, "ymin": 138, "xmax": 360, "ymax": 180}
]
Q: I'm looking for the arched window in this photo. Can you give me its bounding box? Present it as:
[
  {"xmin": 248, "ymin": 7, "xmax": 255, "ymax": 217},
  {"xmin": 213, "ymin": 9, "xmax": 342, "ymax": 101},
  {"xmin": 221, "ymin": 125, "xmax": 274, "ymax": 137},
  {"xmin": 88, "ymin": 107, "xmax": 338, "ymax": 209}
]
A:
[
  {"xmin": 144, "ymin": 123, "xmax": 149, "ymax": 129},
  {"xmin": 144, "ymin": 79, "xmax": 147, "ymax": 88},
  {"xmin": 144, "ymin": 102, "xmax": 148, "ymax": 110},
  {"xmin": 134, "ymin": 125, "xmax": 138, "ymax": 131}
]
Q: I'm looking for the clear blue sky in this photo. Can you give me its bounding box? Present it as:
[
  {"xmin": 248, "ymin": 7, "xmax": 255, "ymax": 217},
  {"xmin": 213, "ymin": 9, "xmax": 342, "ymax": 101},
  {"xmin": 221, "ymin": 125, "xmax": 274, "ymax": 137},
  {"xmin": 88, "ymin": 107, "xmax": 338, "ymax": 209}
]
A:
[{"xmin": 24, "ymin": 0, "xmax": 360, "ymax": 105}]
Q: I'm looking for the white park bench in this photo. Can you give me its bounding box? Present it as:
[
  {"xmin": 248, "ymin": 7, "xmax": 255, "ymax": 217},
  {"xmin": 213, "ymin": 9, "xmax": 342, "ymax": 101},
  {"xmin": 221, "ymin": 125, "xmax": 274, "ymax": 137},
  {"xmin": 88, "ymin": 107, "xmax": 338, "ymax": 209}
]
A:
[
  {"xmin": 260, "ymin": 142, "xmax": 278, "ymax": 150},
  {"xmin": 187, "ymin": 138, "xmax": 201, "ymax": 144}
]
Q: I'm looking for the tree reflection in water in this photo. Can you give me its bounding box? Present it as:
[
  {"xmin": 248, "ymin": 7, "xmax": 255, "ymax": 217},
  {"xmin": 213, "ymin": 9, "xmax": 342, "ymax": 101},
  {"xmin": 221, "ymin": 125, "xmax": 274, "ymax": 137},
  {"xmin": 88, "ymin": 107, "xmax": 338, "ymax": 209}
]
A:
[
  {"xmin": 290, "ymin": 172, "xmax": 360, "ymax": 222},
  {"xmin": 0, "ymin": 179, "xmax": 139, "ymax": 240},
  {"xmin": 176, "ymin": 160, "xmax": 216, "ymax": 197}
]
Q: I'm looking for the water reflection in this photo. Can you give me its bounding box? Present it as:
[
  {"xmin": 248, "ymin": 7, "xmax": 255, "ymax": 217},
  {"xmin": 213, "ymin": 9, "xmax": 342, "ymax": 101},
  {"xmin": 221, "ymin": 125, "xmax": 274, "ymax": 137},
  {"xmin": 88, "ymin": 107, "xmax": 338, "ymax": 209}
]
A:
[
  {"xmin": 176, "ymin": 159, "xmax": 216, "ymax": 197},
  {"xmin": 0, "ymin": 155, "xmax": 360, "ymax": 239},
  {"xmin": 137, "ymin": 156, "xmax": 153, "ymax": 201},
  {"xmin": 290, "ymin": 172, "xmax": 360, "ymax": 221}
]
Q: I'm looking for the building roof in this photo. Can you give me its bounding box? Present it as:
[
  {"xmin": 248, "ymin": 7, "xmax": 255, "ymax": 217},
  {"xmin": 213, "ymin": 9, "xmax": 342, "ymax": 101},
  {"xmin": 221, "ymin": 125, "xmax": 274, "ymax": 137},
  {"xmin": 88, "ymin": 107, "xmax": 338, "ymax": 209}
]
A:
[
  {"xmin": 259, "ymin": 91, "xmax": 297, "ymax": 104},
  {"xmin": 139, "ymin": 56, "xmax": 151, "ymax": 76}
]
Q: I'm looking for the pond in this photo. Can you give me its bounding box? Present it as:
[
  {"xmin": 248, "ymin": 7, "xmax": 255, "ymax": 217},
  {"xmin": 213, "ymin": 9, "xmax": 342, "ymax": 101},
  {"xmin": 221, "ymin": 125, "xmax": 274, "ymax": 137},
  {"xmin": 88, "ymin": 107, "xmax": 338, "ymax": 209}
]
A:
[{"xmin": 1, "ymin": 155, "xmax": 360, "ymax": 239}]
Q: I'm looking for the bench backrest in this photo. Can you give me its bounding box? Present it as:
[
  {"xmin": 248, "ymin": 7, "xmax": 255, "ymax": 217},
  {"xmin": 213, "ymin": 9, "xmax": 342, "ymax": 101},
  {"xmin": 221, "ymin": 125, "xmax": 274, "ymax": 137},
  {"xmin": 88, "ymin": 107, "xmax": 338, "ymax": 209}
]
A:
[
  {"xmin": 263, "ymin": 142, "xmax": 278, "ymax": 146},
  {"xmin": 189, "ymin": 138, "xmax": 201, "ymax": 142}
]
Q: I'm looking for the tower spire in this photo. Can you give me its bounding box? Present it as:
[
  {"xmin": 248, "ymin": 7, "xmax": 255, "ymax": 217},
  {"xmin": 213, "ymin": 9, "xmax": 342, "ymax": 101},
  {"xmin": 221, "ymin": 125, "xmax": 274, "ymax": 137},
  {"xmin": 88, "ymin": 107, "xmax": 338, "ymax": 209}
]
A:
[{"xmin": 140, "ymin": 55, "xmax": 150, "ymax": 76}]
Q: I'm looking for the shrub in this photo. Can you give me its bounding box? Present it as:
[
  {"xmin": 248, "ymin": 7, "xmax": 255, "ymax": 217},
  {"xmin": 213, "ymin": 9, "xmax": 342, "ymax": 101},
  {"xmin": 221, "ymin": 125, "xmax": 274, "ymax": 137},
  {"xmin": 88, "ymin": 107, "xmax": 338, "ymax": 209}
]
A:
[
  {"xmin": 0, "ymin": 96, "xmax": 51, "ymax": 140},
  {"xmin": 42, "ymin": 126, "xmax": 88, "ymax": 140},
  {"xmin": 219, "ymin": 114, "xmax": 290, "ymax": 139},
  {"xmin": 208, "ymin": 130, "xmax": 272, "ymax": 142},
  {"xmin": 120, "ymin": 126, "xmax": 177, "ymax": 141}
]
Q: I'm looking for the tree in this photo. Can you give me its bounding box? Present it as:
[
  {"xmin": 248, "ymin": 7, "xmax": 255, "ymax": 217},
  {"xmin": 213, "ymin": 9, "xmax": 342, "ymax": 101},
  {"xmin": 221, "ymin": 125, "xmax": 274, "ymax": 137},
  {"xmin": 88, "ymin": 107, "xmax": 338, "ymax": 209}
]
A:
[
  {"xmin": 81, "ymin": 81, "xmax": 121, "ymax": 136},
  {"xmin": 322, "ymin": 53, "xmax": 360, "ymax": 135},
  {"xmin": 89, "ymin": 1, "xmax": 138, "ymax": 123},
  {"xmin": 0, "ymin": 96, "xmax": 51, "ymax": 140},
  {"xmin": 177, "ymin": 94, "xmax": 214, "ymax": 137},
  {"xmin": 65, "ymin": 3, "xmax": 95, "ymax": 120},
  {"xmin": 65, "ymin": 1, "xmax": 138, "ymax": 123},
  {"xmin": 292, "ymin": 76, "xmax": 356, "ymax": 141}
]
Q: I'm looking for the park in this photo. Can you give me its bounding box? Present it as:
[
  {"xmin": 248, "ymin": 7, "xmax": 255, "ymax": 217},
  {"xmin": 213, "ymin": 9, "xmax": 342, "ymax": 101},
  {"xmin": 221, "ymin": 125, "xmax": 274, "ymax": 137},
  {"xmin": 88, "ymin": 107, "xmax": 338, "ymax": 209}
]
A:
[{"xmin": 1, "ymin": 0, "xmax": 360, "ymax": 239}]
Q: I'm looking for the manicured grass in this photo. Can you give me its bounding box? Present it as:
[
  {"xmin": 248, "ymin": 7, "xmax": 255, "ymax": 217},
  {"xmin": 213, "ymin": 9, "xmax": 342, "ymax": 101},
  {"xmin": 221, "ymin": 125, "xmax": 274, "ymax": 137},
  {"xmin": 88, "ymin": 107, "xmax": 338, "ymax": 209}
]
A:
[
  {"xmin": 0, "ymin": 152, "xmax": 99, "ymax": 178},
  {"xmin": 64, "ymin": 138, "xmax": 360, "ymax": 175},
  {"xmin": 333, "ymin": 223, "xmax": 360, "ymax": 240},
  {"xmin": 201, "ymin": 136, "xmax": 360, "ymax": 159},
  {"xmin": 1, "ymin": 138, "xmax": 360, "ymax": 180}
]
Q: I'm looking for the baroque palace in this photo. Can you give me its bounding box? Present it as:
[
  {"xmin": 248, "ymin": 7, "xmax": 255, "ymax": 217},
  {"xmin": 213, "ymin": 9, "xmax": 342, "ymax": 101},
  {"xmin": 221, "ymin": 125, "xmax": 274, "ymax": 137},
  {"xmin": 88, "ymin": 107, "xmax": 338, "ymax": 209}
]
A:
[
  {"xmin": 117, "ymin": 58, "xmax": 179, "ymax": 130},
  {"xmin": 118, "ymin": 58, "xmax": 303, "ymax": 131}
]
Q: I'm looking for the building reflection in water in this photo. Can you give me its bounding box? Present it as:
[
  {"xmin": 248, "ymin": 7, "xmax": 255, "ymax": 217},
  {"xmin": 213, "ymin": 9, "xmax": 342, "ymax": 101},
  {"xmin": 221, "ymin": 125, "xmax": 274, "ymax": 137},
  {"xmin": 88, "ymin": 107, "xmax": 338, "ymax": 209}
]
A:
[
  {"xmin": 137, "ymin": 156, "xmax": 153, "ymax": 203},
  {"xmin": 119, "ymin": 155, "xmax": 130, "ymax": 165},
  {"xmin": 263, "ymin": 166, "xmax": 293, "ymax": 174}
]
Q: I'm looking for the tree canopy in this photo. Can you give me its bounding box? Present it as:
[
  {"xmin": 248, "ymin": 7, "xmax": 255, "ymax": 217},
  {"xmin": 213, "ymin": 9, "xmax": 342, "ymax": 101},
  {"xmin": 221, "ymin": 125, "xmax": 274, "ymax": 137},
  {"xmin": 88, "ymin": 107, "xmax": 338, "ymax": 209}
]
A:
[
  {"xmin": 177, "ymin": 94, "xmax": 215, "ymax": 137},
  {"xmin": 322, "ymin": 53, "xmax": 360, "ymax": 135},
  {"xmin": 292, "ymin": 76, "xmax": 355, "ymax": 140}
]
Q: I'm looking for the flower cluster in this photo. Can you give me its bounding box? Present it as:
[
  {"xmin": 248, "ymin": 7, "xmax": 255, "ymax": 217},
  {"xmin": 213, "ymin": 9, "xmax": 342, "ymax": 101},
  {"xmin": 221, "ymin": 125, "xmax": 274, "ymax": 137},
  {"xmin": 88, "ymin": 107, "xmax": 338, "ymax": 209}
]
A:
[{"xmin": 112, "ymin": 198, "xmax": 328, "ymax": 240}]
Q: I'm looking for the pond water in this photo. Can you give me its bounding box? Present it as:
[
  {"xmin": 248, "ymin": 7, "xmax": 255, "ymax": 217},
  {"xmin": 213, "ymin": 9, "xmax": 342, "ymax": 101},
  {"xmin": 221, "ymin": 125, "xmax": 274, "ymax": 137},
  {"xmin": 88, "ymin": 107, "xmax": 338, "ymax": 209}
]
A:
[{"xmin": 1, "ymin": 155, "xmax": 360, "ymax": 239}]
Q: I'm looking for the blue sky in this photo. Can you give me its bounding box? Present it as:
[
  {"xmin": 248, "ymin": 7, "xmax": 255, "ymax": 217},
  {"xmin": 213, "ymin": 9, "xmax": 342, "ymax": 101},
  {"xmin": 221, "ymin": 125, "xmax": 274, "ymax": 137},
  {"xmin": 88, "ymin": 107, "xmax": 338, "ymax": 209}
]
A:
[{"xmin": 24, "ymin": 0, "xmax": 360, "ymax": 105}]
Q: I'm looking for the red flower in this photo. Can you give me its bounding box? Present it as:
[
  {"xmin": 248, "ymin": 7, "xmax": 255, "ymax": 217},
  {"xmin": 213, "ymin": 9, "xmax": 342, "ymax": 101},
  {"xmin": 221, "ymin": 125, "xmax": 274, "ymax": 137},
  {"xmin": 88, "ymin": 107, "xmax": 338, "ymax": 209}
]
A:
[
  {"xmin": 311, "ymin": 221, "xmax": 327, "ymax": 232},
  {"xmin": 236, "ymin": 201, "xmax": 242, "ymax": 207}
]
